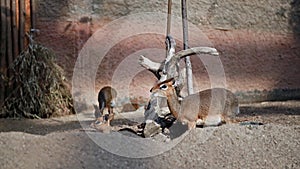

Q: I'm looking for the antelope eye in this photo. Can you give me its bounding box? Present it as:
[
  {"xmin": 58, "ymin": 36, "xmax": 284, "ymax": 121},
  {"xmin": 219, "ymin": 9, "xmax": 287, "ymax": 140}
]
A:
[{"xmin": 160, "ymin": 84, "xmax": 168, "ymax": 90}]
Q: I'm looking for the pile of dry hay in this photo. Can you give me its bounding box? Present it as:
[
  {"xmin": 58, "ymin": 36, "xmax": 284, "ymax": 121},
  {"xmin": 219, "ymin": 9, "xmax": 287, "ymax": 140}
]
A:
[{"xmin": 1, "ymin": 44, "xmax": 74, "ymax": 118}]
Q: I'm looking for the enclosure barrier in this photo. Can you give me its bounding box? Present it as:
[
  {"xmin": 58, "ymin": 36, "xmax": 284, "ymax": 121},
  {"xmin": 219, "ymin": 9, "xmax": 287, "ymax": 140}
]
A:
[{"xmin": 0, "ymin": 0, "xmax": 35, "ymax": 105}]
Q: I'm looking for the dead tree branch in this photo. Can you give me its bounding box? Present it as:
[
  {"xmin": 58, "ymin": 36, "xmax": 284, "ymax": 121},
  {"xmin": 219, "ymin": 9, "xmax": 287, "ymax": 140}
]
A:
[
  {"xmin": 139, "ymin": 47, "xmax": 219, "ymax": 72},
  {"xmin": 174, "ymin": 47, "xmax": 219, "ymax": 59},
  {"xmin": 139, "ymin": 55, "xmax": 162, "ymax": 71},
  {"xmin": 139, "ymin": 35, "xmax": 219, "ymax": 137}
]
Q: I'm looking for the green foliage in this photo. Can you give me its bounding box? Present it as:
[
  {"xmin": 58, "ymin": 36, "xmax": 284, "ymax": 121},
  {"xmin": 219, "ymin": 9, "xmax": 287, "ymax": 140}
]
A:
[{"xmin": 1, "ymin": 44, "xmax": 74, "ymax": 118}]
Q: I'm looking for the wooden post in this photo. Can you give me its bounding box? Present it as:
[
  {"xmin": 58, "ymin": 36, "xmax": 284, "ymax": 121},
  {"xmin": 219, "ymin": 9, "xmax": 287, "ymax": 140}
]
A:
[
  {"xmin": 19, "ymin": 0, "xmax": 25, "ymax": 50},
  {"xmin": 0, "ymin": 0, "xmax": 6, "ymax": 60},
  {"xmin": 0, "ymin": 0, "xmax": 33, "ymax": 107},
  {"xmin": 0, "ymin": 0, "xmax": 7, "ymax": 105},
  {"xmin": 182, "ymin": 0, "xmax": 194, "ymax": 95},
  {"xmin": 24, "ymin": 0, "xmax": 31, "ymax": 47},
  {"xmin": 6, "ymin": 0, "xmax": 13, "ymax": 78},
  {"xmin": 15, "ymin": 0, "xmax": 19, "ymax": 32},
  {"xmin": 12, "ymin": 0, "xmax": 19, "ymax": 60},
  {"xmin": 166, "ymin": 0, "xmax": 172, "ymax": 36},
  {"xmin": 30, "ymin": 0, "xmax": 36, "ymax": 31}
]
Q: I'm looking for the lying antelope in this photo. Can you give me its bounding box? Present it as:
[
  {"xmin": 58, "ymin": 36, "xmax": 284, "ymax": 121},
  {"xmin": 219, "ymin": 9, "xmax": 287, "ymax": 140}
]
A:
[{"xmin": 150, "ymin": 78, "xmax": 240, "ymax": 129}]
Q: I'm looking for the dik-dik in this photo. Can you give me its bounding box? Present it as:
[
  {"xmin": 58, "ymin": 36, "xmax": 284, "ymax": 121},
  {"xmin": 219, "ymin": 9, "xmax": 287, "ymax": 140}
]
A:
[
  {"xmin": 150, "ymin": 78, "xmax": 240, "ymax": 129},
  {"xmin": 95, "ymin": 86, "xmax": 117, "ymax": 126}
]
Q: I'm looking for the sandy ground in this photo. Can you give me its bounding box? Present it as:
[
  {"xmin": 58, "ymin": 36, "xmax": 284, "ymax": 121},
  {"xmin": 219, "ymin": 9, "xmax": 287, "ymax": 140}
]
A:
[{"xmin": 0, "ymin": 101, "xmax": 299, "ymax": 169}]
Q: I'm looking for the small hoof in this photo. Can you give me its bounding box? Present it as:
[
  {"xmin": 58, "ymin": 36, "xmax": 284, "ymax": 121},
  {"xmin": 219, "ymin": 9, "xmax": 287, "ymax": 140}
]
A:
[{"xmin": 95, "ymin": 120, "xmax": 102, "ymax": 125}]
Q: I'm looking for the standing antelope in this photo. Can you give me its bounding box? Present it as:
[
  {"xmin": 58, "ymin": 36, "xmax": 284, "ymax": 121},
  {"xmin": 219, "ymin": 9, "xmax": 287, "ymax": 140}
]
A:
[
  {"xmin": 150, "ymin": 78, "xmax": 240, "ymax": 129},
  {"xmin": 95, "ymin": 86, "xmax": 117, "ymax": 126}
]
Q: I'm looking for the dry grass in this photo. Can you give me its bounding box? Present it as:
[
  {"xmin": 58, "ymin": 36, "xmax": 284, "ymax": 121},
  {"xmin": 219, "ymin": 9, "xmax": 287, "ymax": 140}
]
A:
[{"xmin": 1, "ymin": 43, "xmax": 74, "ymax": 118}]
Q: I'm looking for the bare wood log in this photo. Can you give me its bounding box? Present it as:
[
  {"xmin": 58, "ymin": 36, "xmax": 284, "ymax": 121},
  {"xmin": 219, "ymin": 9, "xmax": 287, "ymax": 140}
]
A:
[
  {"xmin": 139, "ymin": 55, "xmax": 162, "ymax": 72},
  {"xmin": 139, "ymin": 55, "xmax": 163, "ymax": 79},
  {"xmin": 139, "ymin": 47, "xmax": 219, "ymax": 73},
  {"xmin": 141, "ymin": 36, "xmax": 181, "ymax": 137},
  {"xmin": 163, "ymin": 35, "xmax": 176, "ymax": 74},
  {"xmin": 139, "ymin": 41, "xmax": 219, "ymax": 97},
  {"xmin": 174, "ymin": 47, "xmax": 219, "ymax": 59},
  {"xmin": 139, "ymin": 35, "xmax": 219, "ymax": 137}
]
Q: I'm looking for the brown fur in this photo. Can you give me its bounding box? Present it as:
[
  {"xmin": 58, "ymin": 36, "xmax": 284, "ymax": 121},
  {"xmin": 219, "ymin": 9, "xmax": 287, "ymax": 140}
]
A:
[
  {"xmin": 96, "ymin": 86, "xmax": 117, "ymax": 126},
  {"xmin": 151, "ymin": 78, "xmax": 239, "ymax": 129}
]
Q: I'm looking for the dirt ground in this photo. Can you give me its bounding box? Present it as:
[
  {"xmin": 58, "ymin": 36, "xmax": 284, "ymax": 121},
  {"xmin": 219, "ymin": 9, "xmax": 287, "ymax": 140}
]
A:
[
  {"xmin": 0, "ymin": 100, "xmax": 299, "ymax": 169},
  {"xmin": 0, "ymin": 1, "xmax": 299, "ymax": 168}
]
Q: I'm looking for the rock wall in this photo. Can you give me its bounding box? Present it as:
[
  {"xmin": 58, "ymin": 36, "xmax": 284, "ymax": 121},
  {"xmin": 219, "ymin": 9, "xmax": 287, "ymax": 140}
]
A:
[{"xmin": 34, "ymin": 0, "xmax": 300, "ymax": 103}]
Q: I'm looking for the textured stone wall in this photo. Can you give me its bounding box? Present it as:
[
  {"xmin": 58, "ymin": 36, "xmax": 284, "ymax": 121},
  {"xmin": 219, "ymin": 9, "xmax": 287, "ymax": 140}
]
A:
[{"xmin": 34, "ymin": 0, "xmax": 300, "ymax": 102}]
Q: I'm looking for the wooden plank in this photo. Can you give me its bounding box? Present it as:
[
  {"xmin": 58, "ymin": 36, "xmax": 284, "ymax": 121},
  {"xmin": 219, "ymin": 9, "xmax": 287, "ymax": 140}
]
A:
[
  {"xmin": 15, "ymin": 0, "xmax": 20, "ymax": 54},
  {"xmin": 12, "ymin": 0, "xmax": 19, "ymax": 60},
  {"xmin": 15, "ymin": 0, "xmax": 19, "ymax": 31},
  {"xmin": 1, "ymin": 0, "xmax": 8, "ymax": 60},
  {"xmin": 1, "ymin": 0, "xmax": 8, "ymax": 103},
  {"xmin": 24, "ymin": 0, "xmax": 31, "ymax": 47},
  {"xmin": 0, "ymin": 0, "xmax": 2, "ymax": 56},
  {"xmin": 0, "ymin": 0, "xmax": 5, "ymax": 105},
  {"xmin": 6, "ymin": 0, "xmax": 13, "ymax": 78},
  {"xmin": 0, "ymin": 0, "xmax": 6, "ymax": 66},
  {"xmin": 19, "ymin": 0, "xmax": 25, "ymax": 50},
  {"xmin": 30, "ymin": 0, "xmax": 36, "ymax": 31}
]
